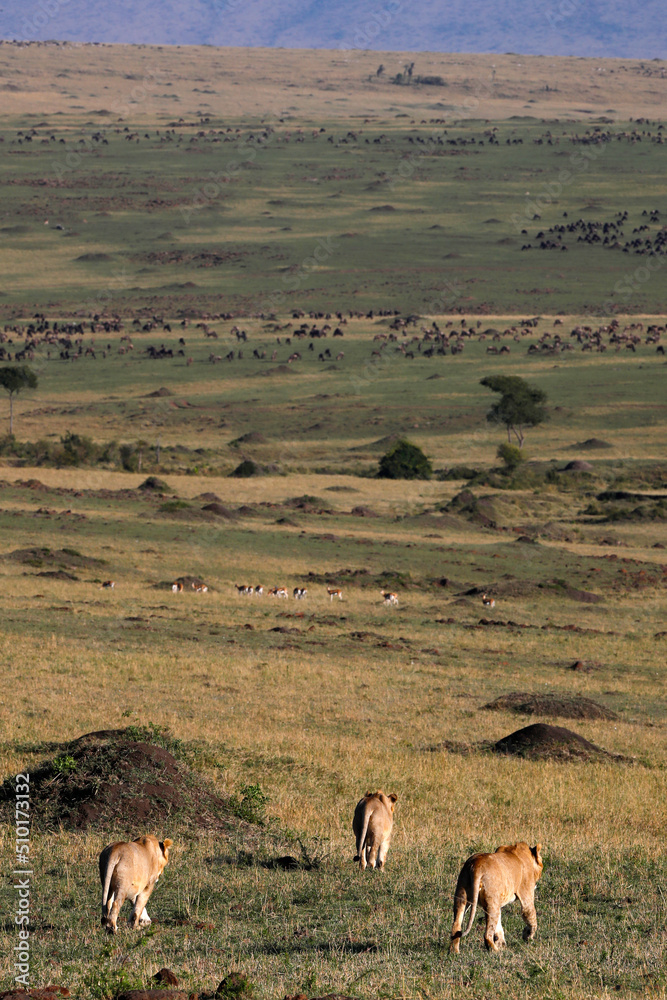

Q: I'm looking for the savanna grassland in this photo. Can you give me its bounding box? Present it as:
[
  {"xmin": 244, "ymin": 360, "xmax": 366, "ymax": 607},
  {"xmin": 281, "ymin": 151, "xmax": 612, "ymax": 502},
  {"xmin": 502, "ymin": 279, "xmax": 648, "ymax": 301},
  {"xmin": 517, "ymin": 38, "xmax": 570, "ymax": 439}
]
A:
[{"xmin": 0, "ymin": 41, "xmax": 665, "ymax": 1000}]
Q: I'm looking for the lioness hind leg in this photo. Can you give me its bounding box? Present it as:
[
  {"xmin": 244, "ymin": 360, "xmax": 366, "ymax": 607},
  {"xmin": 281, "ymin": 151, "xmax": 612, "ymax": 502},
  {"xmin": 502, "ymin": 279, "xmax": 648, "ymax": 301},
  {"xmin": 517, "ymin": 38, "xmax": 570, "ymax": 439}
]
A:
[
  {"xmin": 130, "ymin": 888, "xmax": 153, "ymax": 929},
  {"xmin": 520, "ymin": 898, "xmax": 538, "ymax": 941},
  {"xmin": 376, "ymin": 835, "xmax": 391, "ymax": 870},
  {"xmin": 138, "ymin": 906, "xmax": 151, "ymax": 927},
  {"xmin": 107, "ymin": 889, "xmax": 125, "ymax": 935},
  {"xmin": 494, "ymin": 913, "xmax": 506, "ymax": 947},
  {"xmin": 449, "ymin": 888, "xmax": 468, "ymax": 954},
  {"xmin": 484, "ymin": 907, "xmax": 501, "ymax": 951},
  {"xmin": 366, "ymin": 841, "xmax": 379, "ymax": 870},
  {"xmin": 101, "ymin": 891, "xmax": 115, "ymax": 928}
]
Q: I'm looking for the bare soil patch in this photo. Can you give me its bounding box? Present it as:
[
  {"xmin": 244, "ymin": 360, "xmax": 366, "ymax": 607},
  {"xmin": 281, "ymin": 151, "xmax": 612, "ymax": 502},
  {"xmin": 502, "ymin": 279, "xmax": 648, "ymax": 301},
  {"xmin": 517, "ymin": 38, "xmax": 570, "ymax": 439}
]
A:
[
  {"xmin": 5, "ymin": 546, "xmax": 104, "ymax": 569},
  {"xmin": 201, "ymin": 502, "xmax": 238, "ymax": 519},
  {"xmin": 493, "ymin": 723, "xmax": 630, "ymax": 762},
  {"xmin": 482, "ymin": 691, "xmax": 617, "ymax": 721},
  {"xmin": 0, "ymin": 728, "xmax": 257, "ymax": 835}
]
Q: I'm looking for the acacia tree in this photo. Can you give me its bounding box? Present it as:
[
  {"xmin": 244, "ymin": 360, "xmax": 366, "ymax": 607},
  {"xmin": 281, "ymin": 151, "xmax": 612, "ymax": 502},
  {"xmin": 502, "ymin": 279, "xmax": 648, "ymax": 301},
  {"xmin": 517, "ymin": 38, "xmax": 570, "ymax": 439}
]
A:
[
  {"xmin": 480, "ymin": 375, "xmax": 548, "ymax": 447},
  {"xmin": 0, "ymin": 365, "xmax": 38, "ymax": 435}
]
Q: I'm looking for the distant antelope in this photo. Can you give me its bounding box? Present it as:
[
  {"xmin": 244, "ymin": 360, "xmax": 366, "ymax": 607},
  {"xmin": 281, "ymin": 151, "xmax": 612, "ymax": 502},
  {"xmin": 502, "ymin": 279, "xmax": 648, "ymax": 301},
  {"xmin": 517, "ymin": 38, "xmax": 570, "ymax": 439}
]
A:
[
  {"xmin": 293, "ymin": 587, "xmax": 307, "ymax": 600},
  {"xmin": 171, "ymin": 581, "xmax": 183, "ymax": 593},
  {"xmin": 327, "ymin": 587, "xmax": 343, "ymax": 601},
  {"xmin": 269, "ymin": 586, "xmax": 288, "ymax": 598},
  {"xmin": 100, "ymin": 580, "xmax": 115, "ymax": 589},
  {"xmin": 382, "ymin": 591, "xmax": 398, "ymax": 606},
  {"xmin": 482, "ymin": 593, "xmax": 496, "ymax": 608},
  {"xmin": 254, "ymin": 585, "xmax": 264, "ymax": 596},
  {"xmin": 192, "ymin": 583, "xmax": 208, "ymax": 594},
  {"xmin": 235, "ymin": 584, "xmax": 253, "ymax": 595}
]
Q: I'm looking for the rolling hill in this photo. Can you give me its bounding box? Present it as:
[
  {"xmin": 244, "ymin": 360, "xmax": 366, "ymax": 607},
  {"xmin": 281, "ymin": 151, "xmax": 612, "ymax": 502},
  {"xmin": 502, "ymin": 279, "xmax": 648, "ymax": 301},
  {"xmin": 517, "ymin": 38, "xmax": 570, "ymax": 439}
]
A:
[{"xmin": 2, "ymin": 0, "xmax": 666, "ymax": 58}]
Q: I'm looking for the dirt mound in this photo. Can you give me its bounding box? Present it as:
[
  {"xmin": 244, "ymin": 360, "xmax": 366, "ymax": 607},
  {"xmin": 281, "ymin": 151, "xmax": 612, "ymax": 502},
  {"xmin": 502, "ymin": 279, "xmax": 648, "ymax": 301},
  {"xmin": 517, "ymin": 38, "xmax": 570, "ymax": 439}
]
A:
[
  {"xmin": 562, "ymin": 585, "xmax": 602, "ymax": 603},
  {"xmin": 0, "ymin": 728, "xmax": 239, "ymax": 832},
  {"xmin": 35, "ymin": 569, "xmax": 79, "ymax": 581},
  {"xmin": 350, "ymin": 433, "xmax": 401, "ymax": 453},
  {"xmin": 562, "ymin": 460, "xmax": 594, "ymax": 472},
  {"xmin": 5, "ymin": 547, "xmax": 103, "ymax": 569},
  {"xmin": 349, "ymin": 505, "xmax": 378, "ymax": 517},
  {"xmin": 493, "ymin": 723, "xmax": 627, "ymax": 762},
  {"xmin": 197, "ymin": 492, "xmax": 222, "ymax": 502},
  {"xmin": 570, "ymin": 438, "xmax": 612, "ymax": 450},
  {"xmin": 446, "ymin": 490, "xmax": 500, "ymax": 528},
  {"xmin": 256, "ymin": 364, "xmax": 293, "ymax": 376},
  {"xmin": 483, "ymin": 692, "xmax": 617, "ymax": 721},
  {"xmin": 76, "ymin": 252, "xmax": 112, "ymax": 262},
  {"xmin": 0, "ymin": 990, "xmax": 70, "ymax": 1000},
  {"xmin": 236, "ymin": 504, "xmax": 258, "ymax": 516},
  {"xmin": 145, "ymin": 387, "xmax": 174, "ymax": 398},
  {"xmin": 284, "ymin": 495, "xmax": 334, "ymax": 514},
  {"xmin": 201, "ymin": 502, "xmax": 237, "ymax": 519},
  {"xmin": 229, "ymin": 431, "xmax": 267, "ymax": 446},
  {"xmin": 18, "ymin": 478, "xmax": 49, "ymax": 490},
  {"xmin": 138, "ymin": 476, "xmax": 171, "ymax": 492}
]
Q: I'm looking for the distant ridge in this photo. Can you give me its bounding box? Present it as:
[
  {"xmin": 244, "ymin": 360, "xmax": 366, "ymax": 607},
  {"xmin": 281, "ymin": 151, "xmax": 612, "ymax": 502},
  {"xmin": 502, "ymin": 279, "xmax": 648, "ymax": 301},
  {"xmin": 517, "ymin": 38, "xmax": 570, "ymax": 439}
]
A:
[{"xmin": 2, "ymin": 0, "xmax": 665, "ymax": 58}]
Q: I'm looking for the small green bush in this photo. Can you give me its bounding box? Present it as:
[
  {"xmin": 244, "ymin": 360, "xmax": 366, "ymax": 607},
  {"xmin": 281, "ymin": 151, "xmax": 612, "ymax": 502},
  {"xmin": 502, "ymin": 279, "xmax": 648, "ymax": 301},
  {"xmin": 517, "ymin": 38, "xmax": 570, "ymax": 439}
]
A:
[
  {"xmin": 497, "ymin": 442, "xmax": 526, "ymax": 471},
  {"xmin": 378, "ymin": 439, "xmax": 433, "ymax": 480},
  {"xmin": 51, "ymin": 754, "xmax": 77, "ymax": 775},
  {"xmin": 230, "ymin": 459, "xmax": 264, "ymax": 478},
  {"xmin": 119, "ymin": 443, "xmax": 137, "ymax": 471},
  {"xmin": 229, "ymin": 783, "xmax": 269, "ymax": 825}
]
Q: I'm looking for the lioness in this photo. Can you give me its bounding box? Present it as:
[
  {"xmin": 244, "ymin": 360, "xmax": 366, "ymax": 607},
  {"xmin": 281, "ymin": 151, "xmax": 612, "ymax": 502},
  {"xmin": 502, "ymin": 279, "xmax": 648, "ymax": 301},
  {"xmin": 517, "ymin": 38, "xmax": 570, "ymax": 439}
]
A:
[
  {"xmin": 99, "ymin": 834, "xmax": 173, "ymax": 934},
  {"xmin": 450, "ymin": 842, "xmax": 543, "ymax": 953},
  {"xmin": 352, "ymin": 791, "xmax": 397, "ymax": 870}
]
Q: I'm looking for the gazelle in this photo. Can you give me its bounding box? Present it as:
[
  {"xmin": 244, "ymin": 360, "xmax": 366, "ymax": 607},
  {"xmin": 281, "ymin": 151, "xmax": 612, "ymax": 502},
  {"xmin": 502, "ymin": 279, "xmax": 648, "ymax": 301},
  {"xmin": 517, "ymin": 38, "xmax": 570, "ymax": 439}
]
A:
[
  {"xmin": 171, "ymin": 581, "xmax": 183, "ymax": 593},
  {"xmin": 382, "ymin": 591, "xmax": 398, "ymax": 606},
  {"xmin": 293, "ymin": 587, "xmax": 307, "ymax": 600},
  {"xmin": 327, "ymin": 587, "xmax": 343, "ymax": 601},
  {"xmin": 192, "ymin": 583, "xmax": 208, "ymax": 594},
  {"xmin": 269, "ymin": 586, "xmax": 289, "ymax": 598},
  {"xmin": 100, "ymin": 580, "xmax": 115, "ymax": 590},
  {"xmin": 481, "ymin": 593, "xmax": 496, "ymax": 608}
]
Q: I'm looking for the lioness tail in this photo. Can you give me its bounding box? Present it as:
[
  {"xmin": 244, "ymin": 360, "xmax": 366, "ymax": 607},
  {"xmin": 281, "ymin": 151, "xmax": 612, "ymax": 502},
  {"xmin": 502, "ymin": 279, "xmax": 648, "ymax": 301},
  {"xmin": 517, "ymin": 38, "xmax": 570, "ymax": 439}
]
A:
[
  {"xmin": 355, "ymin": 804, "xmax": 372, "ymax": 862},
  {"xmin": 101, "ymin": 853, "xmax": 118, "ymax": 915},
  {"xmin": 462, "ymin": 866, "xmax": 483, "ymax": 938}
]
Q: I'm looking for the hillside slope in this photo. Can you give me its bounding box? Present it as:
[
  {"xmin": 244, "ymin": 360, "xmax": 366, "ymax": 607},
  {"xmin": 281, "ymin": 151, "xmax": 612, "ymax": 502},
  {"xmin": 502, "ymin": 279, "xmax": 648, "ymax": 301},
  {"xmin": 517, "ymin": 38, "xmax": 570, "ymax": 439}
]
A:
[{"xmin": 2, "ymin": 0, "xmax": 666, "ymax": 58}]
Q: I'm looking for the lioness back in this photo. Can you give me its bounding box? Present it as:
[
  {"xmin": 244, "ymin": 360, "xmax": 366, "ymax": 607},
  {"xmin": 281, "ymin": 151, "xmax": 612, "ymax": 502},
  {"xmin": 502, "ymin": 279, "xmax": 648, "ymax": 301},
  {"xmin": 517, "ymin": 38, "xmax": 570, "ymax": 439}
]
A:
[
  {"xmin": 352, "ymin": 791, "xmax": 397, "ymax": 871},
  {"xmin": 450, "ymin": 842, "xmax": 543, "ymax": 953},
  {"xmin": 99, "ymin": 834, "xmax": 172, "ymax": 934}
]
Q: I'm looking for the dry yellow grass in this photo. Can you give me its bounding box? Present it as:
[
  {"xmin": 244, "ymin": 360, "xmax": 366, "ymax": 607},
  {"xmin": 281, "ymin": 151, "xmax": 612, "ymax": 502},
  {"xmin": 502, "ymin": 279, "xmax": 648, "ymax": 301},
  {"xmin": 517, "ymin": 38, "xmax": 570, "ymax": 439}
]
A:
[{"xmin": 1, "ymin": 42, "xmax": 666, "ymax": 122}]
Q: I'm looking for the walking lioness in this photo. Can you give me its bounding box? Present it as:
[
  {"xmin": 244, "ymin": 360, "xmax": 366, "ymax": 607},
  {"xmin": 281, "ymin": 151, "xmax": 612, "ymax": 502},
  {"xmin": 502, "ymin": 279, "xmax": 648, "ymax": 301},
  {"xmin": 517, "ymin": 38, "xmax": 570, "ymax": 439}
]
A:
[
  {"xmin": 352, "ymin": 791, "xmax": 397, "ymax": 871},
  {"xmin": 99, "ymin": 835, "xmax": 173, "ymax": 934},
  {"xmin": 450, "ymin": 842, "xmax": 543, "ymax": 952}
]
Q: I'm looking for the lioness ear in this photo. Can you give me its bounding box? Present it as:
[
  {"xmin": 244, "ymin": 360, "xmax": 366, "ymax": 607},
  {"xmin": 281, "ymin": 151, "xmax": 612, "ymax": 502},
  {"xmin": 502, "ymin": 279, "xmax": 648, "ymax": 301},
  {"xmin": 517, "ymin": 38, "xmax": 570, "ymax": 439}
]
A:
[
  {"xmin": 389, "ymin": 793, "xmax": 398, "ymax": 804},
  {"xmin": 531, "ymin": 844, "xmax": 543, "ymax": 865},
  {"xmin": 162, "ymin": 838, "xmax": 173, "ymax": 854}
]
